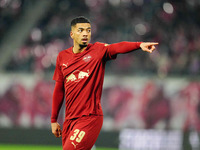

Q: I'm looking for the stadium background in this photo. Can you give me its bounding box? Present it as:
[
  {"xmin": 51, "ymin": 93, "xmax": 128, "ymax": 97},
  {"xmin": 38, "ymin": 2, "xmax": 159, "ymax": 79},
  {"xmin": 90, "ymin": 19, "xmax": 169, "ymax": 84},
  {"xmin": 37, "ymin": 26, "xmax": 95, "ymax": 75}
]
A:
[{"xmin": 0, "ymin": 0, "xmax": 200, "ymax": 149}]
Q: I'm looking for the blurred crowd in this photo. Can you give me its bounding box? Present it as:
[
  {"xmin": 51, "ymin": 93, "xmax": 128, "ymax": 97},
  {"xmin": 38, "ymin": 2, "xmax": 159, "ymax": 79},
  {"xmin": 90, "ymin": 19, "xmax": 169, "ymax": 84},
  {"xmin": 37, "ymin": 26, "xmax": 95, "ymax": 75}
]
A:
[
  {"xmin": 0, "ymin": 0, "xmax": 199, "ymax": 77},
  {"xmin": 0, "ymin": 79, "xmax": 64, "ymax": 128},
  {"xmin": 0, "ymin": 0, "xmax": 36, "ymax": 41},
  {"xmin": 102, "ymin": 81, "xmax": 200, "ymax": 132},
  {"xmin": 0, "ymin": 0, "xmax": 22, "ymax": 41},
  {"xmin": 0, "ymin": 78, "xmax": 199, "ymax": 132}
]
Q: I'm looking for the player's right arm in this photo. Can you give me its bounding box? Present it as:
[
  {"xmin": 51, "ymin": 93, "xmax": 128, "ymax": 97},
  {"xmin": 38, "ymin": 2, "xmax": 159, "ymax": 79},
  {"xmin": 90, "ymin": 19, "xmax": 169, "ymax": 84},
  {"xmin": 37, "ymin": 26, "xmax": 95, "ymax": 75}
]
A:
[
  {"xmin": 51, "ymin": 81, "xmax": 64, "ymax": 137},
  {"xmin": 51, "ymin": 122, "xmax": 62, "ymax": 137}
]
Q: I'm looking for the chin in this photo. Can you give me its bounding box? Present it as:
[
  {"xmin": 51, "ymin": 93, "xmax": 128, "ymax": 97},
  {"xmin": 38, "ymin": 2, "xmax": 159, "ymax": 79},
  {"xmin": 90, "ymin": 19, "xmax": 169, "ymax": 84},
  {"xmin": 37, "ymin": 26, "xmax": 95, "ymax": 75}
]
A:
[{"xmin": 79, "ymin": 43, "xmax": 88, "ymax": 48}]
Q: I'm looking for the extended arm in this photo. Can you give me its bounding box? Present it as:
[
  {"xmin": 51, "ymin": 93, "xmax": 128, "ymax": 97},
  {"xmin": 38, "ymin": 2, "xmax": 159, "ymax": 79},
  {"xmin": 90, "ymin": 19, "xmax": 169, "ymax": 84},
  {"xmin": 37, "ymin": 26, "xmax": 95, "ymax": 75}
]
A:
[
  {"xmin": 108, "ymin": 41, "xmax": 158, "ymax": 56},
  {"xmin": 51, "ymin": 81, "xmax": 65, "ymax": 137}
]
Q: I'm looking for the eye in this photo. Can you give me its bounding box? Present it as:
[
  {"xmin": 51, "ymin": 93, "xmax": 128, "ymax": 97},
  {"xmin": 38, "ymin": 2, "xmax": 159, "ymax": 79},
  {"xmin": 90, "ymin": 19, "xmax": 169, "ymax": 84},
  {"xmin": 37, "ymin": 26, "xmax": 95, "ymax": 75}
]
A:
[
  {"xmin": 87, "ymin": 29, "xmax": 91, "ymax": 33},
  {"xmin": 78, "ymin": 29, "xmax": 83, "ymax": 33}
]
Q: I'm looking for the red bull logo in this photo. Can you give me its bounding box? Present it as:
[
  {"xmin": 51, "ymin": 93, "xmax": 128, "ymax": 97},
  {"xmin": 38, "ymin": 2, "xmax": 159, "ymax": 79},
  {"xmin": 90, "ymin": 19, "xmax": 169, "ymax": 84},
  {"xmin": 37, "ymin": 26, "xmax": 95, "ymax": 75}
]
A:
[
  {"xmin": 66, "ymin": 70, "xmax": 89, "ymax": 83},
  {"xmin": 83, "ymin": 55, "xmax": 92, "ymax": 62}
]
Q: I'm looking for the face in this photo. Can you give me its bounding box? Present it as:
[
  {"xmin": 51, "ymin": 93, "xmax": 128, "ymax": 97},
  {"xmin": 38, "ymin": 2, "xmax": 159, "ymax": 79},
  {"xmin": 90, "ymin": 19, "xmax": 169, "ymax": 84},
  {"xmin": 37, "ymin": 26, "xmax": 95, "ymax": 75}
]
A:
[{"xmin": 70, "ymin": 23, "xmax": 91, "ymax": 47}]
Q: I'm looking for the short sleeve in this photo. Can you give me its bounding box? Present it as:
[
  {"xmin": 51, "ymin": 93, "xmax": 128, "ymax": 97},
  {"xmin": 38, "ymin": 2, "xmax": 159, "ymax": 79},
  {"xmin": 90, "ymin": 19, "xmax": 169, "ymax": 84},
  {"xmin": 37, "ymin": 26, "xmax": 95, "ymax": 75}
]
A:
[{"xmin": 53, "ymin": 54, "xmax": 64, "ymax": 82}]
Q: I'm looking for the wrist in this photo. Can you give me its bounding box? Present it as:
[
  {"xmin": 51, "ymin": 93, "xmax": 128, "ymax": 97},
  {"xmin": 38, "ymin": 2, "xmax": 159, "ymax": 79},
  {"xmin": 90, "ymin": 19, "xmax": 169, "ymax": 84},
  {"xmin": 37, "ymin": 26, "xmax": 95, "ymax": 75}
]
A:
[
  {"xmin": 139, "ymin": 42, "xmax": 143, "ymax": 47},
  {"xmin": 51, "ymin": 118, "xmax": 57, "ymax": 123}
]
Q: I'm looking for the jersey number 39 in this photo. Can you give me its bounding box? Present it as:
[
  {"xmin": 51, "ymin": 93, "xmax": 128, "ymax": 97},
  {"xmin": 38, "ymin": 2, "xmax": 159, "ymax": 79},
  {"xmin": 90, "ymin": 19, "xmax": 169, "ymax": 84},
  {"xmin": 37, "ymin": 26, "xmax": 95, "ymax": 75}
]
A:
[{"xmin": 70, "ymin": 129, "xmax": 86, "ymax": 143}]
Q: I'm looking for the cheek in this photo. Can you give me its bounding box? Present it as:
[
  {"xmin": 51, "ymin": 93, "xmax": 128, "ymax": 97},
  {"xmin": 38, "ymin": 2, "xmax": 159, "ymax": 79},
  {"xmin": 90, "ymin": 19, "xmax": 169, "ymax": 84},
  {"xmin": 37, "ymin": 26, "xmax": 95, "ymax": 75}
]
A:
[
  {"xmin": 74, "ymin": 34, "xmax": 80, "ymax": 40},
  {"xmin": 76, "ymin": 33, "xmax": 81, "ymax": 38},
  {"xmin": 87, "ymin": 33, "xmax": 91, "ymax": 37}
]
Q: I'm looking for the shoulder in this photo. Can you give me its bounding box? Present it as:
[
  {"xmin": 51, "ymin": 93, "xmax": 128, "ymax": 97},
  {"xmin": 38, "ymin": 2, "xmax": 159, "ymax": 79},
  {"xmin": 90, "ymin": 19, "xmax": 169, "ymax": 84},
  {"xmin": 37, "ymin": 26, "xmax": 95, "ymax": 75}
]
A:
[
  {"xmin": 56, "ymin": 47, "xmax": 72, "ymax": 62},
  {"xmin": 59, "ymin": 47, "xmax": 72, "ymax": 55},
  {"xmin": 93, "ymin": 42, "xmax": 109, "ymax": 47},
  {"xmin": 88, "ymin": 42, "xmax": 109, "ymax": 51}
]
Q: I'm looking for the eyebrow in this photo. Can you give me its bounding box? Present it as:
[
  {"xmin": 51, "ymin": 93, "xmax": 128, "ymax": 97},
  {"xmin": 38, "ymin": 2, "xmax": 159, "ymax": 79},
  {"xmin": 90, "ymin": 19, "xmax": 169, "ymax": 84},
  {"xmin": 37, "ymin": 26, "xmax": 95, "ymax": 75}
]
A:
[{"xmin": 78, "ymin": 27, "xmax": 91, "ymax": 30}]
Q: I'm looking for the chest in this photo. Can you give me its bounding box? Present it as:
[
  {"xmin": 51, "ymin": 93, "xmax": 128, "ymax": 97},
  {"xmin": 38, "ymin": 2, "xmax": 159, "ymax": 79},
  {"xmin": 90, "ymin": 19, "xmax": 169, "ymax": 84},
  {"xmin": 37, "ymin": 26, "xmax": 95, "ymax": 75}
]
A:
[{"xmin": 60, "ymin": 49, "xmax": 102, "ymax": 79}]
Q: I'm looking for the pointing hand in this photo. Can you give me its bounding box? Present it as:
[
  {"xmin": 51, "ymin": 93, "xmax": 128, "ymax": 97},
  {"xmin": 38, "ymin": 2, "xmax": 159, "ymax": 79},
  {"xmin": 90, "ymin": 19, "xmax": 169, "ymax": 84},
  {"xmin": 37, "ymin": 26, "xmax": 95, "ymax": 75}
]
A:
[{"xmin": 140, "ymin": 42, "xmax": 159, "ymax": 53}]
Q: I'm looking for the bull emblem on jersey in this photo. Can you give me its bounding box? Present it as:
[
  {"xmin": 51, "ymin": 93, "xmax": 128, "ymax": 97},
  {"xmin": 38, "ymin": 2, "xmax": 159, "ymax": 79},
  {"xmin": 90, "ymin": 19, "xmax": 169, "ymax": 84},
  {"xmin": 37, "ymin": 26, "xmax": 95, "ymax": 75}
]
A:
[
  {"xmin": 78, "ymin": 70, "xmax": 89, "ymax": 79},
  {"xmin": 66, "ymin": 74, "xmax": 77, "ymax": 82},
  {"xmin": 66, "ymin": 70, "xmax": 90, "ymax": 83}
]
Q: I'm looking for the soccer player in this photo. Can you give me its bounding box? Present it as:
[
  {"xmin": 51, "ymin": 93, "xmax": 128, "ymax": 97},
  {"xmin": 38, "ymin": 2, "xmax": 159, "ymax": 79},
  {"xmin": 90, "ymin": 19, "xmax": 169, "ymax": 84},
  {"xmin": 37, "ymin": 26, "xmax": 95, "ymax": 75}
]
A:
[{"xmin": 51, "ymin": 16, "xmax": 158, "ymax": 150}]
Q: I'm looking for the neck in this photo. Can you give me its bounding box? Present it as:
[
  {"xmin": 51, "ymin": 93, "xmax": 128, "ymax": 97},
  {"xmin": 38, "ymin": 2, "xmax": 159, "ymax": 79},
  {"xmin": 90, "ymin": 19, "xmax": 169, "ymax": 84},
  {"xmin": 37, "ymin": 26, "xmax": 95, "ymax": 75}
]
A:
[{"xmin": 73, "ymin": 43, "xmax": 87, "ymax": 54}]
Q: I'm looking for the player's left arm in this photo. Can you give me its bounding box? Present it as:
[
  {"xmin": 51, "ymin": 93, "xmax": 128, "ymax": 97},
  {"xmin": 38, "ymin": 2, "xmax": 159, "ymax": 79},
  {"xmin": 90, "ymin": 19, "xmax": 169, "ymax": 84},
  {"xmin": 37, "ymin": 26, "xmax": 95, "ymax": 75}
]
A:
[{"xmin": 107, "ymin": 42, "xmax": 159, "ymax": 56}]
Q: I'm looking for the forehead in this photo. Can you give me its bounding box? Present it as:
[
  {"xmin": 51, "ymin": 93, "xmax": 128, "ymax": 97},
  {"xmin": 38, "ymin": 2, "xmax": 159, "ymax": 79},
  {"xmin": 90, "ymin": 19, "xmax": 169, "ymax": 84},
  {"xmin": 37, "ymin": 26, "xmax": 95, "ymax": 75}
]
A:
[{"xmin": 72, "ymin": 23, "xmax": 91, "ymax": 29}]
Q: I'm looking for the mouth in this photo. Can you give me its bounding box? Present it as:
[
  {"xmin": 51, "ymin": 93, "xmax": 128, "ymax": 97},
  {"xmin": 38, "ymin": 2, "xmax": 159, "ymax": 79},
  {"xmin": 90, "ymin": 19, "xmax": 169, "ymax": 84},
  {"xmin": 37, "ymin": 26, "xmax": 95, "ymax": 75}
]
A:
[{"xmin": 82, "ymin": 38, "xmax": 88, "ymax": 43}]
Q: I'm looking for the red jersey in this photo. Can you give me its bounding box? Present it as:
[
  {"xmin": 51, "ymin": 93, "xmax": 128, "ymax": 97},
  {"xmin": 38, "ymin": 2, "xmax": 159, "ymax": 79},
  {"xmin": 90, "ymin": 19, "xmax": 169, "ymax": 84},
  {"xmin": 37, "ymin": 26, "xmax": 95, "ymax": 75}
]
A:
[
  {"xmin": 53, "ymin": 42, "xmax": 116, "ymax": 119},
  {"xmin": 52, "ymin": 41, "xmax": 141, "ymax": 121}
]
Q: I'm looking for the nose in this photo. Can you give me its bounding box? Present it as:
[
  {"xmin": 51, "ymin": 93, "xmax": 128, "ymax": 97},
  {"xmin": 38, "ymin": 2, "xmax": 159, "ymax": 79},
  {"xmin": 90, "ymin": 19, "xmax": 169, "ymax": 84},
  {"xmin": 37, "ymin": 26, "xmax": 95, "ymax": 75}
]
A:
[{"xmin": 82, "ymin": 30, "xmax": 88, "ymax": 37}]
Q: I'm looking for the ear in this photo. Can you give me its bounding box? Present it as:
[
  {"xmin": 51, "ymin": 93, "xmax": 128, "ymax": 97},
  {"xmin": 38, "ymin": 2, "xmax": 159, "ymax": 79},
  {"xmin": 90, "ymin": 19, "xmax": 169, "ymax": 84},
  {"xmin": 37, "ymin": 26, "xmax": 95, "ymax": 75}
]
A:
[{"xmin": 70, "ymin": 31, "xmax": 74, "ymax": 39}]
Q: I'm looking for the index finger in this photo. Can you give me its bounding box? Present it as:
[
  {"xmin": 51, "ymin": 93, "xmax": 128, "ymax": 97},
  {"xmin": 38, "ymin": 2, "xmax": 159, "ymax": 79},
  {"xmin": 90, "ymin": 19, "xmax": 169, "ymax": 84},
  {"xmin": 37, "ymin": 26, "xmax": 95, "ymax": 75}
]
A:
[{"xmin": 148, "ymin": 42, "xmax": 159, "ymax": 45}]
